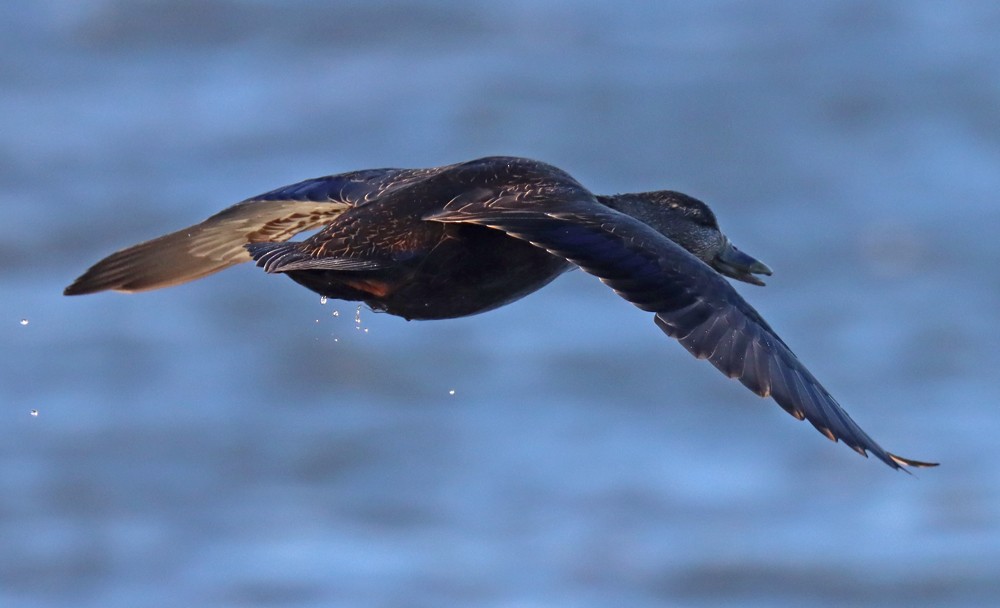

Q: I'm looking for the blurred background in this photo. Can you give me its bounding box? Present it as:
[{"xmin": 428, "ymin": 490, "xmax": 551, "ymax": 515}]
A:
[{"xmin": 2, "ymin": 1, "xmax": 998, "ymax": 606}]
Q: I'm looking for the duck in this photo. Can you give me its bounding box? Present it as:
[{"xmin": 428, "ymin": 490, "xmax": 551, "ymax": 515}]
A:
[{"xmin": 64, "ymin": 156, "xmax": 936, "ymax": 471}]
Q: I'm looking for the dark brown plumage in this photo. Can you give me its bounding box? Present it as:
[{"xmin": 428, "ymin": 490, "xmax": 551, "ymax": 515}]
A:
[{"xmin": 65, "ymin": 156, "xmax": 936, "ymax": 471}]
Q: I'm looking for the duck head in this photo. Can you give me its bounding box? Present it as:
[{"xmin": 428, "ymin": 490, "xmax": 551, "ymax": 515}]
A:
[{"xmin": 599, "ymin": 190, "xmax": 773, "ymax": 286}]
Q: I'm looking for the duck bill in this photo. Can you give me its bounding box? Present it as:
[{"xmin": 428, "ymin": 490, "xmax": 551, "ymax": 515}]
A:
[{"xmin": 711, "ymin": 240, "xmax": 773, "ymax": 286}]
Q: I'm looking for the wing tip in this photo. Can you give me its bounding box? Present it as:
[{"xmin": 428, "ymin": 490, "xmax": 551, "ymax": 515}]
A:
[
  {"xmin": 63, "ymin": 272, "xmax": 123, "ymax": 296},
  {"xmin": 63, "ymin": 281, "xmax": 90, "ymax": 296},
  {"xmin": 860, "ymin": 448, "xmax": 939, "ymax": 473},
  {"xmin": 831, "ymin": 433, "xmax": 938, "ymax": 472},
  {"xmin": 888, "ymin": 452, "xmax": 940, "ymax": 470}
]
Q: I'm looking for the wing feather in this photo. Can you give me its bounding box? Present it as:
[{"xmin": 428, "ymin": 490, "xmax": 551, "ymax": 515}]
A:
[
  {"xmin": 64, "ymin": 168, "xmax": 430, "ymax": 295},
  {"xmin": 428, "ymin": 187, "xmax": 935, "ymax": 470}
]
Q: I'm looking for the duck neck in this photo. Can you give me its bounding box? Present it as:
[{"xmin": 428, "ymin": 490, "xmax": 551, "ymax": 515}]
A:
[{"xmin": 596, "ymin": 194, "xmax": 655, "ymax": 225}]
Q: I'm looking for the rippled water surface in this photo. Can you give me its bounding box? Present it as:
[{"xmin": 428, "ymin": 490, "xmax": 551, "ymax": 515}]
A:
[{"xmin": 3, "ymin": 2, "xmax": 999, "ymax": 606}]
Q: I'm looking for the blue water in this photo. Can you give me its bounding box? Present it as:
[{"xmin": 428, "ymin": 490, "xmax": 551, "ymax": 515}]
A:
[{"xmin": 3, "ymin": 1, "xmax": 998, "ymax": 606}]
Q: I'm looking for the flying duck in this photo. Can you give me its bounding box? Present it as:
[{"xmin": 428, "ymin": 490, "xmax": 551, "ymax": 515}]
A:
[{"xmin": 65, "ymin": 156, "xmax": 936, "ymax": 470}]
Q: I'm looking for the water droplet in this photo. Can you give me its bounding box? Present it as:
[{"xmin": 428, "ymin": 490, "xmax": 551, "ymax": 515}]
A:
[
  {"xmin": 30, "ymin": 409, "xmax": 38, "ymax": 417},
  {"xmin": 319, "ymin": 296, "xmax": 328, "ymax": 305},
  {"xmin": 333, "ymin": 338, "xmax": 339, "ymax": 342},
  {"xmin": 19, "ymin": 319, "xmax": 29, "ymax": 326},
  {"xmin": 354, "ymin": 305, "xmax": 362, "ymax": 330},
  {"xmin": 448, "ymin": 389, "xmax": 456, "ymax": 396},
  {"xmin": 363, "ymin": 328, "xmax": 369, "ymax": 333},
  {"xmin": 331, "ymin": 310, "xmax": 340, "ymax": 317}
]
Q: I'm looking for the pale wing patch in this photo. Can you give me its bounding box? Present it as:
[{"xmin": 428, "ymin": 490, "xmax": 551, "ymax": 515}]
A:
[
  {"xmin": 184, "ymin": 200, "xmax": 351, "ymax": 263},
  {"xmin": 65, "ymin": 199, "xmax": 352, "ymax": 295}
]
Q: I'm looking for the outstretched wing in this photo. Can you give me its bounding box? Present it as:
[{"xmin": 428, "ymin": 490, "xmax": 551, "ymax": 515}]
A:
[
  {"xmin": 426, "ymin": 185, "xmax": 936, "ymax": 470},
  {"xmin": 64, "ymin": 168, "xmax": 436, "ymax": 295}
]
